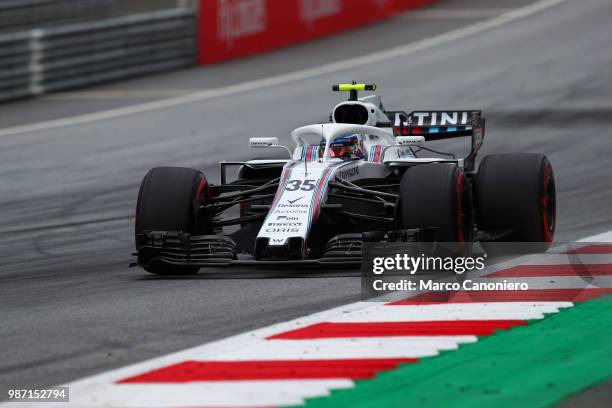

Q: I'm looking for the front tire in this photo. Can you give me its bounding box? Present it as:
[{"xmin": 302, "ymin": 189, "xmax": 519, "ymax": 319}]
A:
[
  {"xmin": 397, "ymin": 163, "xmax": 474, "ymax": 254},
  {"xmin": 135, "ymin": 166, "xmax": 211, "ymax": 275}
]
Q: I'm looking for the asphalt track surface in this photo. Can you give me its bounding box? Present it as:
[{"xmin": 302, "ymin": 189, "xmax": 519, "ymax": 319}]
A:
[{"xmin": 1, "ymin": 0, "xmax": 611, "ymax": 402}]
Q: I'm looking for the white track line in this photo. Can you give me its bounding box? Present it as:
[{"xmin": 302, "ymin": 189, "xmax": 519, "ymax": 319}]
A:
[
  {"xmin": 330, "ymin": 302, "xmax": 568, "ymax": 322},
  {"xmin": 67, "ymin": 381, "xmax": 355, "ymax": 408},
  {"xmin": 43, "ymin": 89, "xmax": 197, "ymax": 100},
  {"xmin": 398, "ymin": 8, "xmax": 512, "ymax": 20},
  {"xmin": 205, "ymin": 336, "xmax": 478, "ymax": 359},
  {"xmin": 579, "ymin": 230, "xmax": 612, "ymax": 242},
  {"xmin": 212, "ymin": 339, "xmax": 449, "ymax": 359},
  {"xmin": 0, "ymin": 0, "xmax": 568, "ymax": 138}
]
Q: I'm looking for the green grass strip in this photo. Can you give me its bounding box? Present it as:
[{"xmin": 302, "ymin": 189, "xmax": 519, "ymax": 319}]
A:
[{"xmin": 299, "ymin": 296, "xmax": 612, "ymax": 408}]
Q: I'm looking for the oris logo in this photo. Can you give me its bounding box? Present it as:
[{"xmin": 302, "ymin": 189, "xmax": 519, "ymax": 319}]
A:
[
  {"xmin": 266, "ymin": 227, "xmax": 300, "ymax": 233},
  {"xmin": 300, "ymin": 0, "xmax": 341, "ymax": 25},
  {"xmin": 218, "ymin": 0, "xmax": 266, "ymax": 46}
]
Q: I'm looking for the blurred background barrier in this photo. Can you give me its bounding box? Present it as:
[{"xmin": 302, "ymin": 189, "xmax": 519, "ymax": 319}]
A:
[
  {"xmin": 196, "ymin": 0, "xmax": 438, "ymax": 64},
  {"xmin": 0, "ymin": 6, "xmax": 196, "ymax": 102},
  {"xmin": 197, "ymin": 0, "xmax": 394, "ymax": 64},
  {"xmin": 0, "ymin": 0, "xmax": 191, "ymax": 33},
  {"xmin": 0, "ymin": 0, "xmax": 114, "ymax": 32},
  {"xmin": 0, "ymin": 0, "xmax": 437, "ymax": 102}
]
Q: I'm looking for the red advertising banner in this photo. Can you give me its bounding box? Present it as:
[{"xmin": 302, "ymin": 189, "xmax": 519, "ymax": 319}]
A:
[
  {"xmin": 198, "ymin": 0, "xmax": 402, "ymax": 64},
  {"xmin": 197, "ymin": 0, "xmax": 435, "ymax": 64}
]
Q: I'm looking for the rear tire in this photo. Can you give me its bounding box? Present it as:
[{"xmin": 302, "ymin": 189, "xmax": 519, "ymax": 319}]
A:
[
  {"xmin": 476, "ymin": 153, "xmax": 556, "ymax": 251},
  {"xmin": 135, "ymin": 167, "xmax": 211, "ymax": 275},
  {"xmin": 397, "ymin": 163, "xmax": 474, "ymax": 254}
]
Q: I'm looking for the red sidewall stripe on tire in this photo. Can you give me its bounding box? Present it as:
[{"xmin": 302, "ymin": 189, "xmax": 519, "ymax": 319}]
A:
[{"xmin": 195, "ymin": 176, "xmax": 210, "ymax": 199}]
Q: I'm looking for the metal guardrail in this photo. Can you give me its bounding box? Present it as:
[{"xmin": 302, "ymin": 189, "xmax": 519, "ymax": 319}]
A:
[
  {"xmin": 0, "ymin": 0, "xmax": 115, "ymax": 31},
  {"xmin": 0, "ymin": 8, "xmax": 196, "ymax": 102}
]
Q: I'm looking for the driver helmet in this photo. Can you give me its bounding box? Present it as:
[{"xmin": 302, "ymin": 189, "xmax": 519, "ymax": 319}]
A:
[{"xmin": 320, "ymin": 134, "xmax": 365, "ymax": 160}]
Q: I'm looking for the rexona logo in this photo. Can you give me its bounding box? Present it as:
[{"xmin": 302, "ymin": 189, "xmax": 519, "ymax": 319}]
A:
[
  {"xmin": 277, "ymin": 203, "xmax": 309, "ymax": 208},
  {"xmin": 217, "ymin": 0, "xmax": 266, "ymax": 46},
  {"xmin": 300, "ymin": 0, "xmax": 341, "ymax": 25}
]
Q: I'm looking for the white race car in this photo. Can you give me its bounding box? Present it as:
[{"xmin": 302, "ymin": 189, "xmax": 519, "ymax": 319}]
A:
[{"xmin": 133, "ymin": 83, "xmax": 556, "ymax": 274}]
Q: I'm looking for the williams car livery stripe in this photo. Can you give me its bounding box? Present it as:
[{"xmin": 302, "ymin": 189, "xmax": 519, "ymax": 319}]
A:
[
  {"xmin": 307, "ymin": 166, "xmax": 334, "ymax": 232},
  {"xmin": 369, "ymin": 145, "xmax": 383, "ymax": 162},
  {"xmin": 309, "ymin": 161, "xmax": 346, "ymax": 233},
  {"xmin": 267, "ymin": 161, "xmax": 298, "ymax": 216},
  {"xmin": 300, "ymin": 145, "xmax": 319, "ymax": 161}
]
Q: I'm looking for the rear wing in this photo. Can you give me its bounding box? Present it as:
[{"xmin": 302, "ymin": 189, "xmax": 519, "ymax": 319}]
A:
[{"xmin": 383, "ymin": 110, "xmax": 485, "ymax": 171}]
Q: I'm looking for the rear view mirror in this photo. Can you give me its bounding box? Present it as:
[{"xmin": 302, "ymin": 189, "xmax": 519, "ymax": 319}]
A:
[
  {"xmin": 249, "ymin": 137, "xmax": 280, "ymax": 147},
  {"xmin": 249, "ymin": 137, "xmax": 292, "ymax": 158}
]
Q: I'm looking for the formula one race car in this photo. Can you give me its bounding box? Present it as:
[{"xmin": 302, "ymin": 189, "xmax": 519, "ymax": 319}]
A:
[{"xmin": 133, "ymin": 83, "xmax": 556, "ymax": 274}]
